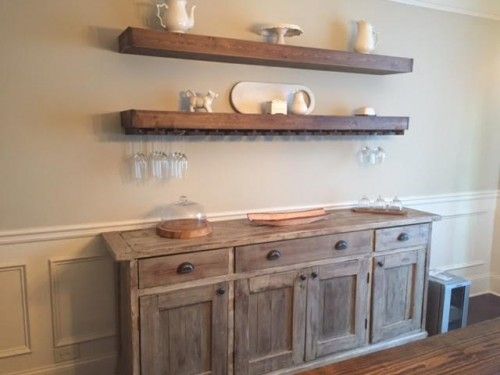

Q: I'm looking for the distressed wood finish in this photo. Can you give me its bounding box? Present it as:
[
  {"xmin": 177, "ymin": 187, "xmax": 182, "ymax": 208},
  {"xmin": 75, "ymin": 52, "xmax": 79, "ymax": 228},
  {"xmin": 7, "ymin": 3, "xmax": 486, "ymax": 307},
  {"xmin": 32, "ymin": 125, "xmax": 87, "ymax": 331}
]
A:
[
  {"xmin": 235, "ymin": 270, "xmax": 307, "ymax": 374},
  {"xmin": 374, "ymin": 223, "xmax": 430, "ymax": 252},
  {"xmin": 300, "ymin": 318, "xmax": 500, "ymax": 375},
  {"xmin": 140, "ymin": 282, "xmax": 228, "ymax": 375},
  {"xmin": 306, "ymin": 258, "xmax": 370, "ymax": 360},
  {"xmin": 103, "ymin": 209, "xmax": 438, "ymax": 261},
  {"xmin": 119, "ymin": 28, "xmax": 413, "ymax": 75},
  {"xmin": 121, "ymin": 110, "xmax": 409, "ymax": 136},
  {"xmin": 235, "ymin": 230, "xmax": 372, "ymax": 273},
  {"xmin": 107, "ymin": 209, "xmax": 438, "ymax": 375},
  {"xmin": 371, "ymin": 248, "xmax": 426, "ymax": 343},
  {"xmin": 138, "ymin": 248, "xmax": 230, "ymax": 289}
]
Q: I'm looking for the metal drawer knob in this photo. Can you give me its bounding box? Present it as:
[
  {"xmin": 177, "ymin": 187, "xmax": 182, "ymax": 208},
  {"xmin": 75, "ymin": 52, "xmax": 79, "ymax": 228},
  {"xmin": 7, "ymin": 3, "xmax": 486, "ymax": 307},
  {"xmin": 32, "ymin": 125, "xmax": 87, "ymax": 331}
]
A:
[
  {"xmin": 177, "ymin": 262, "xmax": 195, "ymax": 274},
  {"xmin": 335, "ymin": 240, "xmax": 348, "ymax": 250},
  {"xmin": 300, "ymin": 274, "xmax": 307, "ymax": 281},
  {"xmin": 267, "ymin": 250, "xmax": 281, "ymax": 261},
  {"xmin": 216, "ymin": 288, "xmax": 226, "ymax": 296},
  {"xmin": 377, "ymin": 261, "xmax": 385, "ymax": 267},
  {"xmin": 398, "ymin": 233, "xmax": 410, "ymax": 242},
  {"xmin": 311, "ymin": 272, "xmax": 318, "ymax": 279}
]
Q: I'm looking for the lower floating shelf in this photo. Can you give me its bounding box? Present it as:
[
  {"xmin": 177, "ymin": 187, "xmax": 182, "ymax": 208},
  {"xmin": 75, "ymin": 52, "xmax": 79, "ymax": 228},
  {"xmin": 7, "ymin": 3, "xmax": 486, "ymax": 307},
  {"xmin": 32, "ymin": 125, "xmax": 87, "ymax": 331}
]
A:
[{"xmin": 121, "ymin": 110, "xmax": 409, "ymax": 136}]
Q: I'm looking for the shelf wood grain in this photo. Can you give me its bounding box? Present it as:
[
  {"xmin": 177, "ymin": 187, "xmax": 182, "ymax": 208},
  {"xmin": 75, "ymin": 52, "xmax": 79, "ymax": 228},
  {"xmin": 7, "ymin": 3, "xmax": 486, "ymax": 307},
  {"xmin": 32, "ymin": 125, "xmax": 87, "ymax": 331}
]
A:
[
  {"xmin": 121, "ymin": 110, "xmax": 409, "ymax": 136},
  {"xmin": 119, "ymin": 27, "xmax": 413, "ymax": 75}
]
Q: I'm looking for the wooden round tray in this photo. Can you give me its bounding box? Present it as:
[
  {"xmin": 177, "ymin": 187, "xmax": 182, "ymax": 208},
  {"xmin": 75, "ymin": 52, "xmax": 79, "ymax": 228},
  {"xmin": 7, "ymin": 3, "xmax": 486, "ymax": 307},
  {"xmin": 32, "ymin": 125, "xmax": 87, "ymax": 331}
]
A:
[{"xmin": 156, "ymin": 219, "xmax": 212, "ymax": 240}]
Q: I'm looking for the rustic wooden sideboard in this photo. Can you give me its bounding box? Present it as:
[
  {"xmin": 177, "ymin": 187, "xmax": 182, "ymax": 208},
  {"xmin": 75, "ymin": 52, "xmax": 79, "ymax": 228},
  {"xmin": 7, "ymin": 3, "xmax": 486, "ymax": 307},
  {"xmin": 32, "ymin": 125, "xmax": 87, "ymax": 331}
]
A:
[{"xmin": 103, "ymin": 208, "xmax": 439, "ymax": 375}]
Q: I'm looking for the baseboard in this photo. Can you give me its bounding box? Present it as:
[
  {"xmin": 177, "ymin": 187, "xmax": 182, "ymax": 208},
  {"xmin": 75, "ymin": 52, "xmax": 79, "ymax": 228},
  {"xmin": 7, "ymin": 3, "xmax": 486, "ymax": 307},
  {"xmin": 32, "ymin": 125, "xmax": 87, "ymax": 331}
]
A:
[{"xmin": 3, "ymin": 353, "xmax": 116, "ymax": 375}]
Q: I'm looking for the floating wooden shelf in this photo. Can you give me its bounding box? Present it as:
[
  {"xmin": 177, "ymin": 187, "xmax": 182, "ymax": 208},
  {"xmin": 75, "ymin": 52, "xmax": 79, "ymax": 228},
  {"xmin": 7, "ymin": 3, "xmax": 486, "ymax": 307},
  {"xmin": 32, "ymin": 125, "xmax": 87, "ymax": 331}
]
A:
[
  {"xmin": 119, "ymin": 27, "xmax": 413, "ymax": 75},
  {"xmin": 121, "ymin": 110, "xmax": 409, "ymax": 136}
]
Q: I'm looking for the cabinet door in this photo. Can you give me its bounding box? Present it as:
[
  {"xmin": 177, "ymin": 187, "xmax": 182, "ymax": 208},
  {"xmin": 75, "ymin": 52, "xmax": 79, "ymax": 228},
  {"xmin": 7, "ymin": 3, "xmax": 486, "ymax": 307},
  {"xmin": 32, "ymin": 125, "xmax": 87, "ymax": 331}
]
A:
[
  {"xmin": 371, "ymin": 249, "xmax": 426, "ymax": 343},
  {"xmin": 235, "ymin": 270, "xmax": 307, "ymax": 375},
  {"xmin": 140, "ymin": 282, "xmax": 228, "ymax": 375},
  {"xmin": 305, "ymin": 258, "xmax": 369, "ymax": 360}
]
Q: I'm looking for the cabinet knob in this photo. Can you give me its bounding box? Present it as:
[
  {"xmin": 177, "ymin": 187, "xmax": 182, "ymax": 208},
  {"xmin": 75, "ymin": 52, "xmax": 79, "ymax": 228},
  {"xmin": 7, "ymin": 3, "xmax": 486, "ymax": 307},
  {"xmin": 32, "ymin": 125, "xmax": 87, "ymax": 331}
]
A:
[
  {"xmin": 377, "ymin": 261, "xmax": 385, "ymax": 267},
  {"xmin": 267, "ymin": 250, "xmax": 281, "ymax": 261},
  {"xmin": 335, "ymin": 240, "xmax": 348, "ymax": 251},
  {"xmin": 311, "ymin": 272, "xmax": 318, "ymax": 279},
  {"xmin": 300, "ymin": 274, "xmax": 307, "ymax": 281},
  {"xmin": 398, "ymin": 232, "xmax": 410, "ymax": 242},
  {"xmin": 216, "ymin": 288, "xmax": 226, "ymax": 296},
  {"xmin": 177, "ymin": 262, "xmax": 195, "ymax": 274}
]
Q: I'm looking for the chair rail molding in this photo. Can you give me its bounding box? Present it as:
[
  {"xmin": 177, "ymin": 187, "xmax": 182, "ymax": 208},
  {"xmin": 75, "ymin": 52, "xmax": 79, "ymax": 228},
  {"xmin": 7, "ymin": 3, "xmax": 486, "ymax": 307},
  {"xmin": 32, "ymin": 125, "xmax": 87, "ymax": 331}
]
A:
[
  {"xmin": 386, "ymin": 0, "xmax": 500, "ymax": 21},
  {"xmin": 0, "ymin": 190, "xmax": 497, "ymax": 245}
]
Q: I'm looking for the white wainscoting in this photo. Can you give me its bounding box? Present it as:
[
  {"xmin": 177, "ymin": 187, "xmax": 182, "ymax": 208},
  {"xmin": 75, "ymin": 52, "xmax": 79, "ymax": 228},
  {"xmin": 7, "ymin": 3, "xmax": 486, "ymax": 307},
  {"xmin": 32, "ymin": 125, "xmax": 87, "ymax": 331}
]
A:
[{"xmin": 0, "ymin": 190, "xmax": 498, "ymax": 375}]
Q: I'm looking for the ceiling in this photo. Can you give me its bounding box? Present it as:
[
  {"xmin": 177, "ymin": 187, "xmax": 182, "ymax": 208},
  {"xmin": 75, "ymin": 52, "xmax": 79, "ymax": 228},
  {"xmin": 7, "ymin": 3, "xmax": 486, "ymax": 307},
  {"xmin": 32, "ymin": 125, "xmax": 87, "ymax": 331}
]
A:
[{"xmin": 387, "ymin": 0, "xmax": 500, "ymax": 20}]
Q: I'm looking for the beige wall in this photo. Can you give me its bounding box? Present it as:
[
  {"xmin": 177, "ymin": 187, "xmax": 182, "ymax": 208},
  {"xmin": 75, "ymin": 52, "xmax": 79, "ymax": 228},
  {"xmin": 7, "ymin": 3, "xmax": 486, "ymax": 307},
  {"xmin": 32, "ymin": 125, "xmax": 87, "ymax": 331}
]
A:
[{"xmin": 0, "ymin": 0, "xmax": 499, "ymax": 374}]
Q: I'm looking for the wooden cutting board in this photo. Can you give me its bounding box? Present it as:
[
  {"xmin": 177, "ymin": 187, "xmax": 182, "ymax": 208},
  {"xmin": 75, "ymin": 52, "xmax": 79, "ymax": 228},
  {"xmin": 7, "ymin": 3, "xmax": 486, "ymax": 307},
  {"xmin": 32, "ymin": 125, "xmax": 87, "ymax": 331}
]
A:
[
  {"xmin": 248, "ymin": 209, "xmax": 329, "ymax": 226},
  {"xmin": 156, "ymin": 219, "xmax": 212, "ymax": 239}
]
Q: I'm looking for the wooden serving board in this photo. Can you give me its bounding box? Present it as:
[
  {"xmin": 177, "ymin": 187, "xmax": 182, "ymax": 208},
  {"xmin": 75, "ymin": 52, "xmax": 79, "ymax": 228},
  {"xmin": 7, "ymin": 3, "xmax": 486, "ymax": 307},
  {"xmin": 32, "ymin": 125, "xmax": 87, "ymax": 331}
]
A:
[
  {"xmin": 156, "ymin": 219, "xmax": 212, "ymax": 239},
  {"xmin": 247, "ymin": 208, "xmax": 327, "ymax": 222},
  {"xmin": 249, "ymin": 213, "xmax": 330, "ymax": 227},
  {"xmin": 352, "ymin": 208, "xmax": 408, "ymax": 216}
]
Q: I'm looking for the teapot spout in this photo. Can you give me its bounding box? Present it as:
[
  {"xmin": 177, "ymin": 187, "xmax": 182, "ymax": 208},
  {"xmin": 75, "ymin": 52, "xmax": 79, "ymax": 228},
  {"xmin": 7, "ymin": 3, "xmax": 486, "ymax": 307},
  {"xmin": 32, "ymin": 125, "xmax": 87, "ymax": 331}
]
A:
[{"xmin": 188, "ymin": 5, "xmax": 196, "ymax": 28}]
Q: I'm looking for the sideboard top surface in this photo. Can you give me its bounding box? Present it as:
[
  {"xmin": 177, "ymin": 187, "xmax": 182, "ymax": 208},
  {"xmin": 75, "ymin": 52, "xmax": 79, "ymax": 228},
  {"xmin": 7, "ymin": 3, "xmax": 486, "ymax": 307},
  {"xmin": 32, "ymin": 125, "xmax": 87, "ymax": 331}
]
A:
[{"xmin": 103, "ymin": 208, "xmax": 439, "ymax": 261}]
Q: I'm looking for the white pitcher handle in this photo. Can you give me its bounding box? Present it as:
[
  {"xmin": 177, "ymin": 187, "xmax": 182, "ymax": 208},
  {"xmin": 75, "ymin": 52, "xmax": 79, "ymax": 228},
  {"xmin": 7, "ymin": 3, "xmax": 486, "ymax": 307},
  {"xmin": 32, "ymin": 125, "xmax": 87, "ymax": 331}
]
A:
[
  {"xmin": 373, "ymin": 31, "xmax": 379, "ymax": 48},
  {"xmin": 303, "ymin": 88, "xmax": 316, "ymax": 115},
  {"xmin": 157, "ymin": 3, "xmax": 168, "ymax": 29}
]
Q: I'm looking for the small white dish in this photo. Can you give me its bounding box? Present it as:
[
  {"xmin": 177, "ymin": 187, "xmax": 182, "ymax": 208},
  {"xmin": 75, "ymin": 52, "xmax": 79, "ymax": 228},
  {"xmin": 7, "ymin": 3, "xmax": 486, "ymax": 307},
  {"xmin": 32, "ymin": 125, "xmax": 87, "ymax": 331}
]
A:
[
  {"xmin": 260, "ymin": 24, "xmax": 303, "ymax": 44},
  {"xmin": 354, "ymin": 107, "xmax": 377, "ymax": 116}
]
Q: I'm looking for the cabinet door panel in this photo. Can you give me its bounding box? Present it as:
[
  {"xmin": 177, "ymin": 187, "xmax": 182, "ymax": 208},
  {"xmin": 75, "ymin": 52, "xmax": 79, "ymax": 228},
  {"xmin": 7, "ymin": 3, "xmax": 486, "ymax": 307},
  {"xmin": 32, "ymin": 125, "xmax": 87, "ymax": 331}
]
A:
[
  {"xmin": 235, "ymin": 270, "xmax": 307, "ymax": 375},
  {"xmin": 306, "ymin": 258, "xmax": 369, "ymax": 360},
  {"xmin": 371, "ymin": 249, "xmax": 426, "ymax": 343},
  {"xmin": 140, "ymin": 282, "xmax": 228, "ymax": 375}
]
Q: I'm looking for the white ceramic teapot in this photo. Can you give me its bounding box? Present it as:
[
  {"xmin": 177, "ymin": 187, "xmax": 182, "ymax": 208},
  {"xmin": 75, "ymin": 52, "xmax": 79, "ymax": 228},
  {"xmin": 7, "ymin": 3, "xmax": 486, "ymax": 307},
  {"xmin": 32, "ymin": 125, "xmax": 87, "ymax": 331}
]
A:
[
  {"xmin": 291, "ymin": 90, "xmax": 315, "ymax": 115},
  {"xmin": 157, "ymin": 0, "xmax": 196, "ymax": 33},
  {"xmin": 354, "ymin": 20, "xmax": 378, "ymax": 54}
]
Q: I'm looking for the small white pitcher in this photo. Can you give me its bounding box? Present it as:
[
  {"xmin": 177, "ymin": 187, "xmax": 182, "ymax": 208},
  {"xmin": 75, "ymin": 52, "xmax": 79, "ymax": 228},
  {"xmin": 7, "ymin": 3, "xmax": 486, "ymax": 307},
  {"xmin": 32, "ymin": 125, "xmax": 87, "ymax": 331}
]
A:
[{"xmin": 355, "ymin": 20, "xmax": 378, "ymax": 54}]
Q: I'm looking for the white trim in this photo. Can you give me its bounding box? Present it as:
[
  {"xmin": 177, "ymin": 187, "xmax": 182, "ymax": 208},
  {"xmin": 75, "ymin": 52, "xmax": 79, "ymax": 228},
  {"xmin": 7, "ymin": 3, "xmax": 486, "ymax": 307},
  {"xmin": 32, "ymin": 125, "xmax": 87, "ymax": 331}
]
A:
[
  {"xmin": 0, "ymin": 190, "xmax": 497, "ymax": 245},
  {"xmin": 387, "ymin": 0, "xmax": 500, "ymax": 21},
  {"xmin": 432, "ymin": 260, "xmax": 485, "ymax": 272}
]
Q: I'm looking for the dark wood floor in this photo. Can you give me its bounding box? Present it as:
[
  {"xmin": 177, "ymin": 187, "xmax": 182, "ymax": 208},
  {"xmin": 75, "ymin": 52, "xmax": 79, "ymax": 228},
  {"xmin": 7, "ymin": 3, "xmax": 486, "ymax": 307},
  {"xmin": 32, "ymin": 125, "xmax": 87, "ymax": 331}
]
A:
[
  {"xmin": 468, "ymin": 293, "xmax": 500, "ymax": 325},
  {"xmin": 302, "ymin": 317, "xmax": 500, "ymax": 375}
]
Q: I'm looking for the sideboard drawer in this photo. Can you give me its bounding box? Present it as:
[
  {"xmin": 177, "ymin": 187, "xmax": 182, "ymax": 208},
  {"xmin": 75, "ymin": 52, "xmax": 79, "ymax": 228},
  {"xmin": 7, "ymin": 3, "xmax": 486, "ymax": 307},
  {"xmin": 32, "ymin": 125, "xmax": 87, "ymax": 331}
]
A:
[
  {"xmin": 138, "ymin": 248, "xmax": 231, "ymax": 288},
  {"xmin": 235, "ymin": 231, "xmax": 373, "ymax": 273},
  {"xmin": 375, "ymin": 224, "xmax": 430, "ymax": 252}
]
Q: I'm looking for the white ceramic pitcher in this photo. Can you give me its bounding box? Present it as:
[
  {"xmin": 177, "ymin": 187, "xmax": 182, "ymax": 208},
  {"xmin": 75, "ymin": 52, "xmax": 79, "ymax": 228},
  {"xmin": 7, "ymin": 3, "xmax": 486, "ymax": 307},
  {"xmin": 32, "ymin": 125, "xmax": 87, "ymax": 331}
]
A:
[
  {"xmin": 157, "ymin": 0, "xmax": 196, "ymax": 33},
  {"xmin": 354, "ymin": 20, "xmax": 378, "ymax": 54},
  {"xmin": 291, "ymin": 90, "xmax": 315, "ymax": 115}
]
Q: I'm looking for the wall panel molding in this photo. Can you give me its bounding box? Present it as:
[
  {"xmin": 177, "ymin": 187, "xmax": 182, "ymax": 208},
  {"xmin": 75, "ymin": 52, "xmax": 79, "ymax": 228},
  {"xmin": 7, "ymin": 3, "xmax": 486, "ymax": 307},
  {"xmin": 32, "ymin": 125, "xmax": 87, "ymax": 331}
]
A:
[
  {"xmin": 387, "ymin": 0, "xmax": 500, "ymax": 21},
  {"xmin": 0, "ymin": 190, "xmax": 497, "ymax": 245},
  {"xmin": 49, "ymin": 257, "xmax": 116, "ymax": 347},
  {"xmin": 0, "ymin": 265, "xmax": 31, "ymax": 359}
]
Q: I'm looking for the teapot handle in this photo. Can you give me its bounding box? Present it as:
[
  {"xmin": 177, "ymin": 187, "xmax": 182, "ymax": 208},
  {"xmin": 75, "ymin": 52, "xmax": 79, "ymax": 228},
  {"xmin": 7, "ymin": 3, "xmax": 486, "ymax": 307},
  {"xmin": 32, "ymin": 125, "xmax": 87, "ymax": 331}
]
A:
[
  {"xmin": 302, "ymin": 88, "xmax": 316, "ymax": 115},
  {"xmin": 157, "ymin": 3, "xmax": 168, "ymax": 29}
]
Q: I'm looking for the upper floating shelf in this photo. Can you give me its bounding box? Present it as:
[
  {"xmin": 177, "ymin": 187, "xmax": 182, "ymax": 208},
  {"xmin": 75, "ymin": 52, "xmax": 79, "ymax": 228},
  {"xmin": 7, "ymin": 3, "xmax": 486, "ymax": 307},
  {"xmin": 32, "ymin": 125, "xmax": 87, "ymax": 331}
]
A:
[
  {"xmin": 121, "ymin": 110, "xmax": 409, "ymax": 136},
  {"xmin": 119, "ymin": 27, "xmax": 414, "ymax": 75}
]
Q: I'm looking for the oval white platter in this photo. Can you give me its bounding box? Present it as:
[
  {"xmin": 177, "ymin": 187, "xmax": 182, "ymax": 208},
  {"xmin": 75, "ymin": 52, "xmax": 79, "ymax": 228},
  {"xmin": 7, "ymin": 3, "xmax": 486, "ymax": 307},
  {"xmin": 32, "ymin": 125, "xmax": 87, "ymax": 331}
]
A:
[{"xmin": 230, "ymin": 81, "xmax": 315, "ymax": 114}]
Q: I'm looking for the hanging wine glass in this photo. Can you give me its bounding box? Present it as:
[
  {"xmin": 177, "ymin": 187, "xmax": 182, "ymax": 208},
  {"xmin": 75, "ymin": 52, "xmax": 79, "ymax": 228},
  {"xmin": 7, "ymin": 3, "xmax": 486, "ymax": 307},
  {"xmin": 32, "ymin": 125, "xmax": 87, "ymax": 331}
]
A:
[{"xmin": 131, "ymin": 152, "xmax": 148, "ymax": 180}]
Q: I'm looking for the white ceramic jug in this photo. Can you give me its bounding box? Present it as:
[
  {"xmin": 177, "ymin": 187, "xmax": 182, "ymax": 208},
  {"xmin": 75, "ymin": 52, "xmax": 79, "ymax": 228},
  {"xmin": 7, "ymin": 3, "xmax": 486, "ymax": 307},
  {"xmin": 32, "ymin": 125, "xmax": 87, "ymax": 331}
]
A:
[
  {"xmin": 157, "ymin": 0, "xmax": 196, "ymax": 33},
  {"xmin": 354, "ymin": 20, "xmax": 378, "ymax": 54},
  {"xmin": 291, "ymin": 90, "xmax": 314, "ymax": 115}
]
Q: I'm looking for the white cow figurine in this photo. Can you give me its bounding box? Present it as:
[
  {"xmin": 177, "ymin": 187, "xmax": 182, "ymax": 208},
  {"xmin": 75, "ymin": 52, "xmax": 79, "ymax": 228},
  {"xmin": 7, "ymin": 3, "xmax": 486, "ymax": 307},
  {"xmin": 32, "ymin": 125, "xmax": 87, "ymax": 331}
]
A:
[{"xmin": 185, "ymin": 90, "xmax": 219, "ymax": 113}]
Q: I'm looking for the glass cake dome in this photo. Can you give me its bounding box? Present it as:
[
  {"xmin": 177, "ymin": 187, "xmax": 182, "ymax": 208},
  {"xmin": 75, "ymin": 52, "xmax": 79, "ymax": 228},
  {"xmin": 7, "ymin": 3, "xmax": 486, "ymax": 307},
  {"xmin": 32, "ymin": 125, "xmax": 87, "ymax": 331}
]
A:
[{"xmin": 161, "ymin": 196, "xmax": 207, "ymax": 222}]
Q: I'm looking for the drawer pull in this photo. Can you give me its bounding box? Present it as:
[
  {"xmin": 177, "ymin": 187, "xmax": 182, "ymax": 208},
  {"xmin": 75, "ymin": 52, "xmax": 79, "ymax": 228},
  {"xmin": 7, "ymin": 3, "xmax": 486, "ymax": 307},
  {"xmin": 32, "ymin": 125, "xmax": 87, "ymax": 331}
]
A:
[
  {"xmin": 177, "ymin": 262, "xmax": 195, "ymax": 274},
  {"xmin": 334, "ymin": 240, "xmax": 348, "ymax": 250},
  {"xmin": 216, "ymin": 288, "xmax": 226, "ymax": 296},
  {"xmin": 377, "ymin": 261, "xmax": 385, "ymax": 267},
  {"xmin": 267, "ymin": 250, "xmax": 281, "ymax": 261},
  {"xmin": 311, "ymin": 272, "xmax": 318, "ymax": 279},
  {"xmin": 398, "ymin": 233, "xmax": 410, "ymax": 242},
  {"xmin": 300, "ymin": 274, "xmax": 307, "ymax": 281}
]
